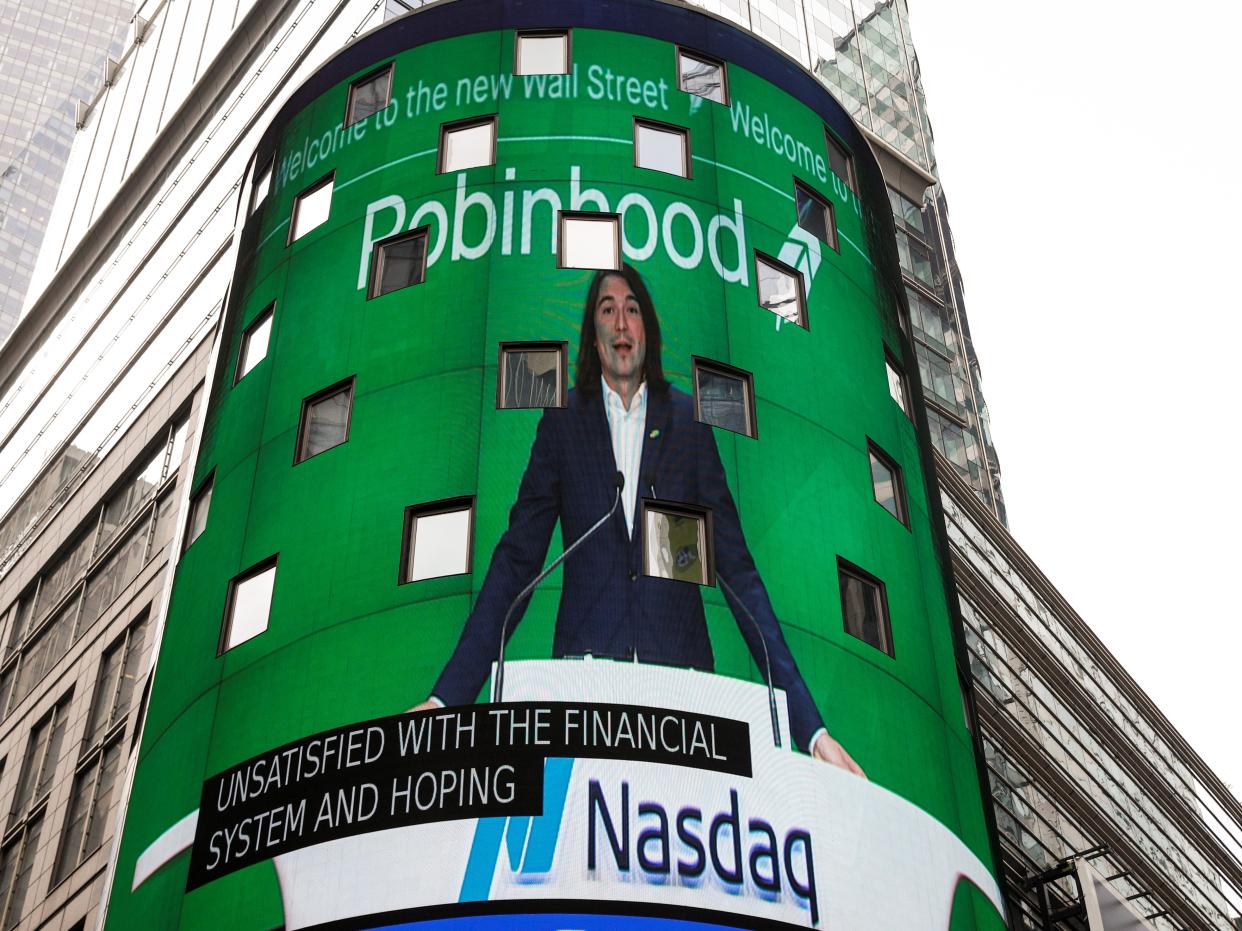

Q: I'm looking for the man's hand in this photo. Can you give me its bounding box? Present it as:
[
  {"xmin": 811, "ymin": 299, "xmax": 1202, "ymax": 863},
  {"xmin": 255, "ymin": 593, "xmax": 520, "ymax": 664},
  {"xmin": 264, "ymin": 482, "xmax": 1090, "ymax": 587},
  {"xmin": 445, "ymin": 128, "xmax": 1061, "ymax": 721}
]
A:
[
  {"xmin": 411, "ymin": 698, "xmax": 439, "ymax": 713},
  {"xmin": 812, "ymin": 731, "xmax": 866, "ymax": 779}
]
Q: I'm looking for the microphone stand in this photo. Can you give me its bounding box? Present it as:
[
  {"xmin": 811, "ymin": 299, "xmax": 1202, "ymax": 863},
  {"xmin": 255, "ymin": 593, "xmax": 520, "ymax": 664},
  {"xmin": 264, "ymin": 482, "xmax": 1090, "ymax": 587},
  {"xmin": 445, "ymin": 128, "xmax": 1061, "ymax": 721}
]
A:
[
  {"xmin": 493, "ymin": 473, "xmax": 625, "ymax": 704},
  {"xmin": 718, "ymin": 575, "xmax": 782, "ymax": 750}
]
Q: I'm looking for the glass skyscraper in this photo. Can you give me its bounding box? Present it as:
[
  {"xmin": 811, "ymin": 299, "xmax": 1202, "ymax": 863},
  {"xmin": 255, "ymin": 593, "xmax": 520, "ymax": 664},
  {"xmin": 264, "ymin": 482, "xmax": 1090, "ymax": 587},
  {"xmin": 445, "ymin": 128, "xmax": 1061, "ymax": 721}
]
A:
[{"xmin": 0, "ymin": 0, "xmax": 133, "ymax": 339}]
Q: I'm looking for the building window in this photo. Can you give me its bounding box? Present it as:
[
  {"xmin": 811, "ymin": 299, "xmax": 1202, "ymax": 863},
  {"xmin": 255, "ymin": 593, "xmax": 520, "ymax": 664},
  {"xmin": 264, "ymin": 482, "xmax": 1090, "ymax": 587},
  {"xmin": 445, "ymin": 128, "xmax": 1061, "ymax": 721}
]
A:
[
  {"xmin": 794, "ymin": 180, "xmax": 837, "ymax": 250},
  {"xmin": 693, "ymin": 358, "xmax": 755, "ymax": 438},
  {"xmin": 53, "ymin": 619, "xmax": 147, "ymax": 885},
  {"xmin": 885, "ymin": 351, "xmax": 910, "ymax": 417},
  {"xmin": 498, "ymin": 342, "xmax": 567, "ymax": 409},
  {"xmin": 184, "ymin": 473, "xmax": 213, "ymax": 551},
  {"xmin": 220, "ymin": 558, "xmax": 277, "ymax": 652},
  {"xmin": 368, "ymin": 228, "xmax": 428, "ymax": 299},
  {"xmin": 250, "ymin": 159, "xmax": 272, "ymax": 214},
  {"xmin": 755, "ymin": 252, "xmax": 807, "ymax": 327},
  {"xmin": 345, "ymin": 64, "xmax": 393, "ymax": 128},
  {"xmin": 867, "ymin": 440, "xmax": 907, "ymax": 526},
  {"xmin": 515, "ymin": 30, "xmax": 569, "ymax": 75},
  {"xmin": 824, "ymin": 130, "xmax": 856, "ymax": 192},
  {"xmin": 401, "ymin": 498, "xmax": 474, "ymax": 583},
  {"xmin": 288, "ymin": 173, "xmax": 334, "ymax": 244},
  {"xmin": 558, "ymin": 212, "xmax": 621, "ymax": 270},
  {"xmin": 838, "ymin": 559, "xmax": 892, "ymax": 656},
  {"xmin": 235, "ymin": 303, "xmax": 274, "ymax": 383},
  {"xmin": 0, "ymin": 814, "xmax": 41, "ymax": 929},
  {"xmin": 642, "ymin": 501, "xmax": 714, "ymax": 586},
  {"xmin": 634, "ymin": 119, "xmax": 689, "ymax": 177},
  {"xmin": 295, "ymin": 378, "xmax": 354, "ymax": 463},
  {"xmin": 677, "ymin": 47, "xmax": 728, "ymax": 104},
  {"xmin": 438, "ymin": 115, "xmax": 496, "ymax": 173},
  {"xmin": 10, "ymin": 695, "xmax": 71, "ymax": 828}
]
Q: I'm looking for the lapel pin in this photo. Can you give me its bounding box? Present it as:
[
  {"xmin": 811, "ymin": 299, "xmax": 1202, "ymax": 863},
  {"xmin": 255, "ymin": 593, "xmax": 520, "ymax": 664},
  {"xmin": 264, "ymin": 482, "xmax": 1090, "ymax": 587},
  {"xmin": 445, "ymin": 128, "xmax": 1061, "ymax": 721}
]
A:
[{"xmin": 649, "ymin": 429, "xmax": 660, "ymax": 439}]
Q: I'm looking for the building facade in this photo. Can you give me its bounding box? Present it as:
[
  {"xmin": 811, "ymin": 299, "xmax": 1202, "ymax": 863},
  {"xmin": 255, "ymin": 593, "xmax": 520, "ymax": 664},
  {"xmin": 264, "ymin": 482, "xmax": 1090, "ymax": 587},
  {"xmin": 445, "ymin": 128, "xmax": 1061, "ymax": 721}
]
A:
[
  {"xmin": 0, "ymin": 0, "xmax": 134, "ymax": 339},
  {"xmin": 0, "ymin": 1, "xmax": 1234, "ymax": 931}
]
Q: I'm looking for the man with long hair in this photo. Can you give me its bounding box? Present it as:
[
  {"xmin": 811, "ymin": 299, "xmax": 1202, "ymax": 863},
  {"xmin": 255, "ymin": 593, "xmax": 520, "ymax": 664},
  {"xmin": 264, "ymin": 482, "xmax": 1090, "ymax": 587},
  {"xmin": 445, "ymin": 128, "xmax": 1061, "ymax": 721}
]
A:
[{"xmin": 418, "ymin": 264, "xmax": 862, "ymax": 774}]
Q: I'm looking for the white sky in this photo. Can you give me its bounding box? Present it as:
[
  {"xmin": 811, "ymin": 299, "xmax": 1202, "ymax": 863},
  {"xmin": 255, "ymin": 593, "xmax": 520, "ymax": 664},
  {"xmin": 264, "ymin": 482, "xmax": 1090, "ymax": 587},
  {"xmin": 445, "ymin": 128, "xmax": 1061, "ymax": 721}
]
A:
[{"xmin": 908, "ymin": 0, "xmax": 1242, "ymax": 792}]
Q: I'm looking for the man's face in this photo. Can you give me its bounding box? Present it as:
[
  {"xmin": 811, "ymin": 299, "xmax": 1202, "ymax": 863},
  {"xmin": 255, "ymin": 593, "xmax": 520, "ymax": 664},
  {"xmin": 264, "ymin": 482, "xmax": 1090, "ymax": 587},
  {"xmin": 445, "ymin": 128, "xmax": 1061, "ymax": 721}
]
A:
[{"xmin": 593, "ymin": 274, "xmax": 647, "ymax": 391}]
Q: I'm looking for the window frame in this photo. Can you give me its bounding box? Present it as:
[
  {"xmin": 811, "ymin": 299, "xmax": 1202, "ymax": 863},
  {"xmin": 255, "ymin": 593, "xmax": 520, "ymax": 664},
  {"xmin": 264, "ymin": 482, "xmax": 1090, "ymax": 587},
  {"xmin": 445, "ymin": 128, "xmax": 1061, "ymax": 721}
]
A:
[
  {"xmin": 557, "ymin": 211, "xmax": 622, "ymax": 271},
  {"xmin": 837, "ymin": 557, "xmax": 894, "ymax": 657},
  {"xmin": 294, "ymin": 376, "xmax": 356, "ymax": 465},
  {"xmin": 367, "ymin": 227, "xmax": 430, "ymax": 300},
  {"xmin": 793, "ymin": 177, "xmax": 838, "ymax": 251},
  {"xmin": 824, "ymin": 128, "xmax": 856, "ymax": 192},
  {"xmin": 633, "ymin": 117, "xmax": 691, "ymax": 178},
  {"xmin": 286, "ymin": 171, "xmax": 335, "ymax": 246},
  {"xmin": 675, "ymin": 45, "xmax": 729, "ymax": 105},
  {"xmin": 754, "ymin": 250, "xmax": 808, "ymax": 329},
  {"xmin": 399, "ymin": 497, "xmax": 476, "ymax": 585},
  {"xmin": 692, "ymin": 356, "xmax": 757, "ymax": 439},
  {"xmin": 234, "ymin": 302, "xmax": 275, "ymax": 384},
  {"xmin": 866, "ymin": 438, "xmax": 909, "ymax": 528},
  {"xmin": 496, "ymin": 341, "xmax": 568, "ymax": 410},
  {"xmin": 249, "ymin": 157, "xmax": 273, "ymax": 215},
  {"xmin": 218, "ymin": 556, "xmax": 279, "ymax": 655},
  {"xmin": 884, "ymin": 348, "xmax": 911, "ymax": 419},
  {"xmin": 514, "ymin": 29, "xmax": 571, "ymax": 75},
  {"xmin": 182, "ymin": 471, "xmax": 214, "ymax": 552},
  {"xmin": 640, "ymin": 499, "xmax": 715, "ymax": 587},
  {"xmin": 437, "ymin": 114, "xmax": 498, "ymax": 174},
  {"xmin": 344, "ymin": 63, "xmax": 394, "ymax": 128}
]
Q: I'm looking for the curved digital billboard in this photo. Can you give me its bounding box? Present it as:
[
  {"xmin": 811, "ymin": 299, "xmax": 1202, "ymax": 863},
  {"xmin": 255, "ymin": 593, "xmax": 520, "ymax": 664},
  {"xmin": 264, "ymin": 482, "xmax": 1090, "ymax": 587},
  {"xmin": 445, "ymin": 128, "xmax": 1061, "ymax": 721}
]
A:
[{"xmin": 103, "ymin": 2, "xmax": 1006, "ymax": 929}]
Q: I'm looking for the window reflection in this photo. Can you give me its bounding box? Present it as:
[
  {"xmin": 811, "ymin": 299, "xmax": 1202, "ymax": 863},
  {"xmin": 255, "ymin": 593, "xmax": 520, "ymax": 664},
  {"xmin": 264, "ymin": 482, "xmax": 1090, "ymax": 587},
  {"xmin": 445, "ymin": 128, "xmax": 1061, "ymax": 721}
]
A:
[
  {"xmin": 439, "ymin": 116, "xmax": 496, "ymax": 173},
  {"xmin": 296, "ymin": 379, "xmax": 353, "ymax": 462},
  {"xmin": 403, "ymin": 499, "xmax": 474, "ymax": 582},
  {"xmin": 794, "ymin": 180, "xmax": 836, "ymax": 248},
  {"xmin": 236, "ymin": 304, "xmax": 274, "ymax": 382},
  {"xmin": 289, "ymin": 174, "xmax": 334, "ymax": 243},
  {"xmin": 221, "ymin": 560, "xmax": 277, "ymax": 652},
  {"xmin": 755, "ymin": 253, "xmax": 806, "ymax": 327},
  {"xmin": 498, "ymin": 342, "xmax": 566, "ymax": 409},
  {"xmin": 677, "ymin": 48, "xmax": 728, "ymax": 104},
  {"xmin": 634, "ymin": 120, "xmax": 689, "ymax": 177},
  {"xmin": 558, "ymin": 212, "xmax": 620, "ymax": 270},
  {"xmin": 369, "ymin": 229, "xmax": 428, "ymax": 298},
  {"xmin": 643, "ymin": 502, "xmax": 712, "ymax": 586},
  {"xmin": 346, "ymin": 65, "xmax": 392, "ymax": 128},
  {"xmin": 515, "ymin": 31, "xmax": 569, "ymax": 75},
  {"xmin": 838, "ymin": 559, "xmax": 892, "ymax": 655},
  {"xmin": 693, "ymin": 358, "xmax": 755, "ymax": 437},
  {"xmin": 867, "ymin": 441, "xmax": 906, "ymax": 525}
]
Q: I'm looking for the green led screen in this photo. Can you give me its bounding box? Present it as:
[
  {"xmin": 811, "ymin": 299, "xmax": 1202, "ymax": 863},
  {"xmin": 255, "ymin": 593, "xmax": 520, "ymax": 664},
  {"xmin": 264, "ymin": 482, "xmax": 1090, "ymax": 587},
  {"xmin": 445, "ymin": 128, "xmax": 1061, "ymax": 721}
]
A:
[{"xmin": 103, "ymin": 6, "xmax": 1005, "ymax": 930}]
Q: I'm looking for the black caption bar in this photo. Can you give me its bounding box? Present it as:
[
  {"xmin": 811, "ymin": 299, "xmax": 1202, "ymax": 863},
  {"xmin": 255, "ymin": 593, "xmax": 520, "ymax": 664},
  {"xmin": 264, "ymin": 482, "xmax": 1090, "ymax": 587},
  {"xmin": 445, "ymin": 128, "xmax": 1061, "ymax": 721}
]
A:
[{"xmin": 187, "ymin": 702, "xmax": 750, "ymax": 890}]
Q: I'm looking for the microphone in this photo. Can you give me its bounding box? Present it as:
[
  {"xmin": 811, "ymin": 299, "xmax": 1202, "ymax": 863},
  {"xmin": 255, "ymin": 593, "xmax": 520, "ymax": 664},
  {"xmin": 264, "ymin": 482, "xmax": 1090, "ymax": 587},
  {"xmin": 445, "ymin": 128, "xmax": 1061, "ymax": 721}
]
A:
[
  {"xmin": 493, "ymin": 471, "xmax": 625, "ymax": 703},
  {"xmin": 717, "ymin": 575, "xmax": 782, "ymax": 750}
]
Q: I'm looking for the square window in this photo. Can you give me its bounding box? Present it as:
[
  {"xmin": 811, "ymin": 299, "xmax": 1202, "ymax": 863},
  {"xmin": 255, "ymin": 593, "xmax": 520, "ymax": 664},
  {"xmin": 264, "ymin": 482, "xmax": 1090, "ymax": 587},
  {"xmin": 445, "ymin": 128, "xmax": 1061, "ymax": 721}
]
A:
[
  {"xmin": 498, "ymin": 341, "xmax": 567, "ymax": 409},
  {"xmin": 693, "ymin": 357, "xmax": 755, "ymax": 438},
  {"xmin": 250, "ymin": 159, "xmax": 272, "ymax": 214},
  {"xmin": 235, "ymin": 303, "xmax": 274, "ymax": 382},
  {"xmin": 642, "ymin": 500, "xmax": 714, "ymax": 586},
  {"xmin": 183, "ymin": 473, "xmax": 213, "ymax": 550},
  {"xmin": 838, "ymin": 558, "xmax": 892, "ymax": 655},
  {"xmin": 220, "ymin": 559, "xmax": 277, "ymax": 653},
  {"xmin": 794, "ymin": 180, "xmax": 837, "ymax": 250},
  {"xmin": 288, "ymin": 173, "xmax": 334, "ymax": 244},
  {"xmin": 755, "ymin": 252, "xmax": 807, "ymax": 327},
  {"xmin": 558, "ymin": 212, "xmax": 620, "ymax": 270},
  {"xmin": 438, "ymin": 115, "xmax": 496, "ymax": 173},
  {"xmin": 677, "ymin": 47, "xmax": 728, "ymax": 104},
  {"xmin": 634, "ymin": 119, "xmax": 689, "ymax": 177},
  {"xmin": 368, "ymin": 228, "xmax": 428, "ymax": 299},
  {"xmin": 867, "ymin": 440, "xmax": 907, "ymax": 525},
  {"xmin": 824, "ymin": 130, "xmax": 856, "ymax": 192},
  {"xmin": 295, "ymin": 378, "xmax": 354, "ymax": 463},
  {"xmin": 345, "ymin": 64, "xmax": 392, "ymax": 128},
  {"xmin": 885, "ymin": 351, "xmax": 910, "ymax": 417},
  {"xmin": 401, "ymin": 498, "xmax": 474, "ymax": 583},
  {"xmin": 515, "ymin": 30, "xmax": 569, "ymax": 75}
]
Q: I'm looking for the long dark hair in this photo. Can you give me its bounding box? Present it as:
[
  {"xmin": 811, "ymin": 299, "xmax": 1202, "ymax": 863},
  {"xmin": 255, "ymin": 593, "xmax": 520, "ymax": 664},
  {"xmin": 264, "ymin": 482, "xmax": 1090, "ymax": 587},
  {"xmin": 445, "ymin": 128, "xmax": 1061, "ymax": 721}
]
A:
[{"xmin": 574, "ymin": 264, "xmax": 668, "ymax": 394}]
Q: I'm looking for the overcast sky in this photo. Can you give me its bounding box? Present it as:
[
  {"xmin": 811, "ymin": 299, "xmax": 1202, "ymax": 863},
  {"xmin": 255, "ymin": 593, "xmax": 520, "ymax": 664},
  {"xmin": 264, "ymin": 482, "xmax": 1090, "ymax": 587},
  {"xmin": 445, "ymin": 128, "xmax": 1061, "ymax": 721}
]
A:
[{"xmin": 908, "ymin": 0, "xmax": 1242, "ymax": 792}]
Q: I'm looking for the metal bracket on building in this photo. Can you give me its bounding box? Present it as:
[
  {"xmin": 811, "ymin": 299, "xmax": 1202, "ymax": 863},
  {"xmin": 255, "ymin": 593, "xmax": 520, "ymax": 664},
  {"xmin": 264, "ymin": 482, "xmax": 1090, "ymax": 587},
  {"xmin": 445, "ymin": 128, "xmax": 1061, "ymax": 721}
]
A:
[{"xmin": 1024, "ymin": 846, "xmax": 1109, "ymax": 928}]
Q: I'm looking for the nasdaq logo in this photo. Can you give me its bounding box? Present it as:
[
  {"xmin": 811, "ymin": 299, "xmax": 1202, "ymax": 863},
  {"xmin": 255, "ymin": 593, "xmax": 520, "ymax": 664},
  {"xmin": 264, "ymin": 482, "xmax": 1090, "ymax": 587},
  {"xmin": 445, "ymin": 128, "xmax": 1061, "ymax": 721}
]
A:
[{"xmin": 459, "ymin": 758, "xmax": 575, "ymax": 901}]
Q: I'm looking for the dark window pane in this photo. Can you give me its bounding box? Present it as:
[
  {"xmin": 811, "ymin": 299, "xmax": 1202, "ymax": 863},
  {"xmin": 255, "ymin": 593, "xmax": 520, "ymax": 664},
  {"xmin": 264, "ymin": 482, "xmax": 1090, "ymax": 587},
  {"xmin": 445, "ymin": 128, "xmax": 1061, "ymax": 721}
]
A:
[
  {"xmin": 346, "ymin": 67, "xmax": 391, "ymax": 127},
  {"xmin": 794, "ymin": 183, "xmax": 834, "ymax": 247},
  {"xmin": 825, "ymin": 133, "xmax": 854, "ymax": 190},
  {"xmin": 696, "ymin": 364, "xmax": 752, "ymax": 437},
  {"xmin": 298, "ymin": 383, "xmax": 353, "ymax": 461},
  {"xmin": 839, "ymin": 563, "xmax": 892, "ymax": 655},
  {"xmin": 868, "ymin": 446, "xmax": 905, "ymax": 524},
  {"xmin": 372, "ymin": 232, "xmax": 427, "ymax": 298}
]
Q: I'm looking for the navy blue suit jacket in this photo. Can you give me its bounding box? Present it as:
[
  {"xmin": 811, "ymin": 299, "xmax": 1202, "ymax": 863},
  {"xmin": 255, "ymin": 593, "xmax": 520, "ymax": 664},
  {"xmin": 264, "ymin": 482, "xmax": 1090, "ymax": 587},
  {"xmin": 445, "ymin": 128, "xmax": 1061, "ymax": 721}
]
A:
[{"xmin": 433, "ymin": 385, "xmax": 826, "ymax": 751}]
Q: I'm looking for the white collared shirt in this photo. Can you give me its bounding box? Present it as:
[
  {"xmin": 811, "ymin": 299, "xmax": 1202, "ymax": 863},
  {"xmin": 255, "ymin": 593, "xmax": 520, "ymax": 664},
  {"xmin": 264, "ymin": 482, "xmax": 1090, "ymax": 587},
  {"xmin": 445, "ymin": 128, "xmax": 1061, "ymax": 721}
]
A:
[{"xmin": 601, "ymin": 376, "xmax": 647, "ymax": 536}]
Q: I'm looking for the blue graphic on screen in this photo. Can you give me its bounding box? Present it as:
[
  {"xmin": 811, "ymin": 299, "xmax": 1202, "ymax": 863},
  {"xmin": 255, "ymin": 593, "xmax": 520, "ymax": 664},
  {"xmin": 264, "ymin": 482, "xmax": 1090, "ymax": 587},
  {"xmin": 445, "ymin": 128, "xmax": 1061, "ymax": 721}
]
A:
[{"xmin": 367, "ymin": 915, "xmax": 753, "ymax": 931}]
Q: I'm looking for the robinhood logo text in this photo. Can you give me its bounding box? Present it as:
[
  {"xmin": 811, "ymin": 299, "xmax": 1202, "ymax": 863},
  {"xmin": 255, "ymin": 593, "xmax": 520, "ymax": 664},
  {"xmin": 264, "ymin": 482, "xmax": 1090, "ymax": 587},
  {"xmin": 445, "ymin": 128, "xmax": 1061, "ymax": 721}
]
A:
[{"xmin": 357, "ymin": 167, "xmax": 758, "ymax": 291}]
